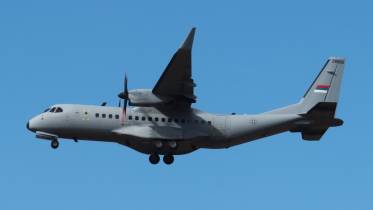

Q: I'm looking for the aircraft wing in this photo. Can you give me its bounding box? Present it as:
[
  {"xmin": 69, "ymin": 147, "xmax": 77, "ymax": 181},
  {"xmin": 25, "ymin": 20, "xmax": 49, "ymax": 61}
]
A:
[
  {"xmin": 152, "ymin": 28, "xmax": 197, "ymax": 107},
  {"xmin": 113, "ymin": 125, "xmax": 183, "ymax": 140}
]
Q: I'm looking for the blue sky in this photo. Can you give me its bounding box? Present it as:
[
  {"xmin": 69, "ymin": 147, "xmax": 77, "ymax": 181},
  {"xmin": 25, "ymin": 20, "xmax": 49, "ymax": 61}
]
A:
[{"xmin": 0, "ymin": 0, "xmax": 372, "ymax": 209}]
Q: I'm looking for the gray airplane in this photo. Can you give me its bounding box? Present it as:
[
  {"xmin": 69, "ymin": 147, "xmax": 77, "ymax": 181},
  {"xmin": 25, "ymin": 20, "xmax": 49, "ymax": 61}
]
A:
[{"xmin": 27, "ymin": 28, "xmax": 345, "ymax": 165}]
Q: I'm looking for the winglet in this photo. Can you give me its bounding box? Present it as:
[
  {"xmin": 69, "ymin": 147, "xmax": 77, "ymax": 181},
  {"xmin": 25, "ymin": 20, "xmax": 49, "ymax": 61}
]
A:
[{"xmin": 181, "ymin": 27, "xmax": 196, "ymax": 50}]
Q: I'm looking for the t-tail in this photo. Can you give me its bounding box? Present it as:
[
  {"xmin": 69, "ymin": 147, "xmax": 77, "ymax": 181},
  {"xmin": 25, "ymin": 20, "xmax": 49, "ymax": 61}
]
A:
[{"xmin": 269, "ymin": 57, "xmax": 345, "ymax": 140}]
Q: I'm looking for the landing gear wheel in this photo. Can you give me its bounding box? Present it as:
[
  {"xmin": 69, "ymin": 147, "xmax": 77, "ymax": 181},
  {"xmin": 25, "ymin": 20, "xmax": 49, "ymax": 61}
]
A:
[
  {"xmin": 149, "ymin": 154, "xmax": 160, "ymax": 164},
  {"xmin": 163, "ymin": 155, "xmax": 174, "ymax": 165},
  {"xmin": 51, "ymin": 140, "xmax": 59, "ymax": 149}
]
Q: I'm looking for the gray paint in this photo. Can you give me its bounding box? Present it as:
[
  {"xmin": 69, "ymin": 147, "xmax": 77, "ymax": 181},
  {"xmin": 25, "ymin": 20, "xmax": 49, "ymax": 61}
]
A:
[
  {"xmin": 26, "ymin": 28, "xmax": 345, "ymax": 162},
  {"xmin": 28, "ymin": 104, "xmax": 302, "ymax": 155}
]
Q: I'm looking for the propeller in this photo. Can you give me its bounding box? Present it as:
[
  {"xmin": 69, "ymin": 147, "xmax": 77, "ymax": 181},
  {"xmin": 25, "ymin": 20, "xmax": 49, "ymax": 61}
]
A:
[{"xmin": 118, "ymin": 74, "xmax": 129, "ymax": 125}]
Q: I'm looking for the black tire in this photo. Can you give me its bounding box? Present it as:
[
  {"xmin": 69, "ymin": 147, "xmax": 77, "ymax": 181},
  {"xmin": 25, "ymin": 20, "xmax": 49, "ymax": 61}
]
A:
[
  {"xmin": 51, "ymin": 140, "xmax": 59, "ymax": 149},
  {"xmin": 163, "ymin": 155, "xmax": 174, "ymax": 165},
  {"xmin": 149, "ymin": 154, "xmax": 160, "ymax": 164}
]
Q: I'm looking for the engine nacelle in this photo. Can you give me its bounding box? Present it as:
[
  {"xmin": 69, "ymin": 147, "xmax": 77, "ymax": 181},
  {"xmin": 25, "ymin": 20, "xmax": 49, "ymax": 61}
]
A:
[{"xmin": 126, "ymin": 89, "xmax": 172, "ymax": 106}]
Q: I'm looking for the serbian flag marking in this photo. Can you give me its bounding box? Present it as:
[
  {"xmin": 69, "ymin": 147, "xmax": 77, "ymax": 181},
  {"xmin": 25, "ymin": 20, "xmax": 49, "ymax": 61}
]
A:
[{"xmin": 314, "ymin": 85, "xmax": 330, "ymax": 93}]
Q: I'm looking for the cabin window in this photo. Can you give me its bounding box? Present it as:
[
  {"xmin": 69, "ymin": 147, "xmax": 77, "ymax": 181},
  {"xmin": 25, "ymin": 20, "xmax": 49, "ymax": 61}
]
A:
[
  {"xmin": 174, "ymin": 118, "xmax": 179, "ymax": 123},
  {"xmin": 128, "ymin": 115, "xmax": 132, "ymax": 120},
  {"xmin": 135, "ymin": 116, "xmax": 139, "ymax": 120},
  {"xmin": 109, "ymin": 114, "xmax": 113, "ymax": 119},
  {"xmin": 168, "ymin": 118, "xmax": 172, "ymax": 123},
  {"xmin": 142, "ymin": 116, "xmax": 146, "ymax": 121},
  {"xmin": 194, "ymin": 120, "xmax": 198, "ymax": 124},
  {"xmin": 95, "ymin": 113, "xmax": 99, "ymax": 118},
  {"xmin": 84, "ymin": 111, "xmax": 88, "ymax": 115},
  {"xmin": 161, "ymin": 118, "xmax": 165, "ymax": 122},
  {"xmin": 155, "ymin": 117, "xmax": 159, "ymax": 122},
  {"xmin": 115, "ymin": 114, "xmax": 119, "ymax": 119},
  {"xmin": 148, "ymin": 117, "xmax": 152, "ymax": 121},
  {"xmin": 102, "ymin": 114, "xmax": 106, "ymax": 118},
  {"xmin": 181, "ymin": 119, "xmax": 185, "ymax": 123}
]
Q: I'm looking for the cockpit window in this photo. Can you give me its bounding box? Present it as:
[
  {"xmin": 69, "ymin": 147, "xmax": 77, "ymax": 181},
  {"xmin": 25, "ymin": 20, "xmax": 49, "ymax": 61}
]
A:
[
  {"xmin": 48, "ymin": 107, "xmax": 63, "ymax": 113},
  {"xmin": 43, "ymin": 108, "xmax": 50, "ymax": 113}
]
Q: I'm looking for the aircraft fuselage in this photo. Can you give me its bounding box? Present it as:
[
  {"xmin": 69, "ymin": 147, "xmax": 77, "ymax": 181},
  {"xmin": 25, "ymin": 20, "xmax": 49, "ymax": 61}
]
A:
[{"xmin": 27, "ymin": 104, "xmax": 301, "ymax": 155}]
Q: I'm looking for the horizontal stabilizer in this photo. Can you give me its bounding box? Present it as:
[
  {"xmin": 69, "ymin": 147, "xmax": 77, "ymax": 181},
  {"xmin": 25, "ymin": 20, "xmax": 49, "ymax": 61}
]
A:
[{"xmin": 301, "ymin": 128, "xmax": 328, "ymax": 141}]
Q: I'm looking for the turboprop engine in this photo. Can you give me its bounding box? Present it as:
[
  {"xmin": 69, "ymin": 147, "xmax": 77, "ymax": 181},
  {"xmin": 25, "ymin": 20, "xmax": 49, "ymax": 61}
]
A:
[{"xmin": 119, "ymin": 89, "xmax": 172, "ymax": 106}]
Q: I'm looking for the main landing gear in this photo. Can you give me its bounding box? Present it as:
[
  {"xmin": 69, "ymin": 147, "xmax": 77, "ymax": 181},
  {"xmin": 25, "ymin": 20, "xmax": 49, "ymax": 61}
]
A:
[
  {"xmin": 149, "ymin": 154, "xmax": 160, "ymax": 164},
  {"xmin": 149, "ymin": 154, "xmax": 174, "ymax": 165},
  {"xmin": 163, "ymin": 155, "xmax": 174, "ymax": 165}
]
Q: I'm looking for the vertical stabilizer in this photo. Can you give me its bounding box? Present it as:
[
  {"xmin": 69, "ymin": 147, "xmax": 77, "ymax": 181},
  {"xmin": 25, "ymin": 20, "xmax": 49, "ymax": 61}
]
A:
[
  {"xmin": 265, "ymin": 57, "xmax": 345, "ymax": 140},
  {"xmin": 301, "ymin": 57, "xmax": 345, "ymax": 113}
]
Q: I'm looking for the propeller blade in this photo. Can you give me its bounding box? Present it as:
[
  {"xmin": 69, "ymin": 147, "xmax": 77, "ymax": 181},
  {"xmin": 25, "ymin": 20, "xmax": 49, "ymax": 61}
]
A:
[
  {"xmin": 123, "ymin": 98, "xmax": 128, "ymax": 116},
  {"xmin": 120, "ymin": 74, "xmax": 128, "ymax": 125},
  {"xmin": 124, "ymin": 73, "xmax": 128, "ymax": 97},
  {"xmin": 118, "ymin": 74, "xmax": 129, "ymax": 99}
]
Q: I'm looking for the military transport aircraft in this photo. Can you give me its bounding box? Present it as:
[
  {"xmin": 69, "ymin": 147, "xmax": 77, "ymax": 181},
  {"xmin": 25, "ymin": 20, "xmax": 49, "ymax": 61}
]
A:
[{"xmin": 27, "ymin": 28, "xmax": 345, "ymax": 165}]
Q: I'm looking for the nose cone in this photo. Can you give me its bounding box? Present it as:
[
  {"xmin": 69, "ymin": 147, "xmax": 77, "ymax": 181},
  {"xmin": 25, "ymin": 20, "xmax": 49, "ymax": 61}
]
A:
[{"xmin": 26, "ymin": 120, "xmax": 36, "ymax": 132}]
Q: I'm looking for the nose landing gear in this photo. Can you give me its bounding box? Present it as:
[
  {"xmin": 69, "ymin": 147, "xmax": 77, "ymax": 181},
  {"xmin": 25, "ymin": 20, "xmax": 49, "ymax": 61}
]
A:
[{"xmin": 51, "ymin": 139, "xmax": 59, "ymax": 149}]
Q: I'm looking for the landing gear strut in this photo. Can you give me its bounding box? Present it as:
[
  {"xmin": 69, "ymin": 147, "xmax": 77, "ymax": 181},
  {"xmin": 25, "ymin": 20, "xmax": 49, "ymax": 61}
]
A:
[
  {"xmin": 149, "ymin": 154, "xmax": 160, "ymax": 164},
  {"xmin": 163, "ymin": 155, "xmax": 174, "ymax": 165},
  {"xmin": 51, "ymin": 140, "xmax": 59, "ymax": 149}
]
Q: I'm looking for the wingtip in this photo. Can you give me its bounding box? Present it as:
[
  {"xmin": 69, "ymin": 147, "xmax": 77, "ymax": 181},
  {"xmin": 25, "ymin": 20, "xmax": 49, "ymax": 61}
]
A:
[{"xmin": 181, "ymin": 27, "xmax": 196, "ymax": 50}]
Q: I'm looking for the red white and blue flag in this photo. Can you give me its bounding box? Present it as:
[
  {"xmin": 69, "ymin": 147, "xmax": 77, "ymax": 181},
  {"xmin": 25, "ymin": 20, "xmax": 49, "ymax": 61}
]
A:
[{"xmin": 314, "ymin": 84, "xmax": 330, "ymax": 93}]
